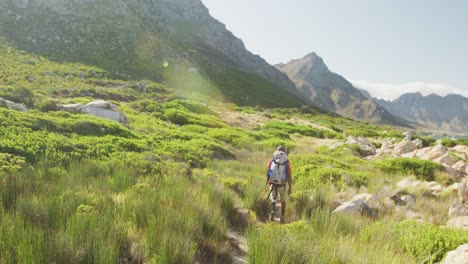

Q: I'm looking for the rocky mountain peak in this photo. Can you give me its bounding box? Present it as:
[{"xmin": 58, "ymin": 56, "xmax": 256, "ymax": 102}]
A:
[{"xmin": 276, "ymin": 52, "xmax": 406, "ymax": 125}]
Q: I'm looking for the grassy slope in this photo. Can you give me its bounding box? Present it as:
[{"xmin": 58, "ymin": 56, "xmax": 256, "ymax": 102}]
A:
[{"xmin": 0, "ymin": 44, "xmax": 467, "ymax": 263}]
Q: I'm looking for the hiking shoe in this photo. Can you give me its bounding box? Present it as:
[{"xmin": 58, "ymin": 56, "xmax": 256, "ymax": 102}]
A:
[{"xmin": 280, "ymin": 215, "xmax": 285, "ymax": 224}]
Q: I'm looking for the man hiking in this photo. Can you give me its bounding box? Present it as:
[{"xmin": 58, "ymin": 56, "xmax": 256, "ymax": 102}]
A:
[{"xmin": 266, "ymin": 146, "xmax": 292, "ymax": 223}]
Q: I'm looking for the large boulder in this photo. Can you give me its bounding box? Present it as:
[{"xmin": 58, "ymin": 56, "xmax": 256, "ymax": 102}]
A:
[
  {"xmin": 434, "ymin": 154, "xmax": 458, "ymax": 167},
  {"xmin": 448, "ymin": 201, "xmax": 468, "ymax": 219},
  {"xmin": 413, "ymin": 138, "xmax": 424, "ymax": 149},
  {"xmin": 446, "ymin": 217, "xmax": 468, "ymax": 230},
  {"xmin": 333, "ymin": 199, "xmax": 366, "ymax": 214},
  {"xmin": 394, "ymin": 140, "xmax": 417, "ymax": 155},
  {"xmin": 346, "ymin": 136, "xmax": 376, "ymax": 157},
  {"xmin": 333, "ymin": 196, "xmax": 378, "ymax": 218},
  {"xmin": 60, "ymin": 103, "xmax": 85, "ymax": 113},
  {"xmin": 60, "ymin": 100, "xmax": 128, "ymax": 124},
  {"xmin": 424, "ymin": 144, "xmax": 447, "ymax": 161},
  {"xmin": 83, "ymin": 105, "xmax": 127, "ymax": 124},
  {"xmin": 459, "ymin": 179, "xmax": 468, "ymax": 203},
  {"xmin": 86, "ymin": 100, "xmax": 117, "ymax": 109},
  {"xmin": 441, "ymin": 244, "xmax": 468, "ymax": 264},
  {"xmin": 452, "ymin": 161, "xmax": 467, "ymax": 177},
  {"xmin": 350, "ymin": 193, "xmax": 383, "ymax": 211},
  {"xmin": 0, "ymin": 97, "xmax": 28, "ymax": 112}
]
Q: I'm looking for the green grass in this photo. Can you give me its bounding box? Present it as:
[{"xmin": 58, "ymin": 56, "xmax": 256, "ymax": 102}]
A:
[{"xmin": 1, "ymin": 43, "xmax": 464, "ymax": 263}]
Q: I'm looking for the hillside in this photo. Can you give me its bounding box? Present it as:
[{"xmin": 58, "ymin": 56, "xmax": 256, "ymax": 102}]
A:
[
  {"xmin": 375, "ymin": 93, "xmax": 468, "ymax": 134},
  {"xmin": 276, "ymin": 53, "xmax": 408, "ymax": 126},
  {"xmin": 1, "ymin": 42, "xmax": 468, "ymax": 263},
  {"xmin": 0, "ymin": 0, "xmax": 303, "ymax": 107}
]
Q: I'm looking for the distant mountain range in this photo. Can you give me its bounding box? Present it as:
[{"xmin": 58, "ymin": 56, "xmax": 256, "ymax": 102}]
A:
[
  {"xmin": 276, "ymin": 53, "xmax": 406, "ymax": 125},
  {"xmin": 372, "ymin": 92, "xmax": 468, "ymax": 134}
]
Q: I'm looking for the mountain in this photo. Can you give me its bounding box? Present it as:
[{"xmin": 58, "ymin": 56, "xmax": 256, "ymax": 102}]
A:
[
  {"xmin": 276, "ymin": 53, "xmax": 407, "ymax": 125},
  {"xmin": 375, "ymin": 93, "xmax": 468, "ymax": 134},
  {"xmin": 0, "ymin": 0, "xmax": 303, "ymax": 107}
]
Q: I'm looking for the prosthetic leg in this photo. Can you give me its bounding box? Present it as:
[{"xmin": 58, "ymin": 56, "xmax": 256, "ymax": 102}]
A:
[
  {"xmin": 280, "ymin": 201, "xmax": 286, "ymax": 224},
  {"xmin": 269, "ymin": 185, "xmax": 277, "ymax": 221}
]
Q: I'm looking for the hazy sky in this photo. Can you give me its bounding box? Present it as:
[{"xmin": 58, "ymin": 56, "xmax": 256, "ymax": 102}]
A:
[{"xmin": 200, "ymin": 0, "xmax": 468, "ymax": 100}]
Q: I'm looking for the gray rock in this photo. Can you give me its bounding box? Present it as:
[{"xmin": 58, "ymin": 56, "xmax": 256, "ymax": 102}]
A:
[
  {"xmin": 448, "ymin": 201, "xmax": 468, "ymax": 219},
  {"xmin": 83, "ymin": 105, "xmax": 127, "ymax": 124},
  {"xmin": 332, "ymin": 199, "xmax": 377, "ymax": 218},
  {"xmin": 446, "ymin": 217, "xmax": 468, "ymax": 230},
  {"xmin": 0, "ymin": 98, "xmax": 28, "ymax": 112},
  {"xmin": 441, "ymin": 244, "xmax": 468, "ymax": 264},
  {"xmin": 413, "ymin": 138, "xmax": 423, "ymax": 149},
  {"xmin": 394, "ymin": 140, "xmax": 417, "ymax": 155},
  {"xmin": 401, "ymin": 194, "xmax": 416, "ymax": 206}
]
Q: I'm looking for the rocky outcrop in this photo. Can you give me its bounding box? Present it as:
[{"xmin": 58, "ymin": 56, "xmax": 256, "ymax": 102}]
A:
[
  {"xmin": 333, "ymin": 193, "xmax": 379, "ymax": 218},
  {"xmin": 60, "ymin": 100, "xmax": 127, "ymax": 124},
  {"xmin": 370, "ymin": 135, "xmax": 467, "ymax": 178},
  {"xmin": 376, "ymin": 92, "xmax": 468, "ymax": 134},
  {"xmin": 346, "ymin": 136, "xmax": 376, "ymax": 157},
  {"xmin": 0, "ymin": 97, "xmax": 28, "ymax": 112},
  {"xmin": 448, "ymin": 180, "xmax": 468, "ymax": 219},
  {"xmin": 276, "ymin": 53, "xmax": 407, "ymax": 125}
]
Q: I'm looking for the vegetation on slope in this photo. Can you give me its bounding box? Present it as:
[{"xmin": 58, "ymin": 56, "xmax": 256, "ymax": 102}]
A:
[{"xmin": 0, "ymin": 44, "xmax": 467, "ymax": 263}]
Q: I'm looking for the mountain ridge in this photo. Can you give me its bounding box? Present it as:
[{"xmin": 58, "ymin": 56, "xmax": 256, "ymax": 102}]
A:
[
  {"xmin": 276, "ymin": 53, "xmax": 408, "ymax": 126},
  {"xmin": 374, "ymin": 92, "xmax": 468, "ymax": 134}
]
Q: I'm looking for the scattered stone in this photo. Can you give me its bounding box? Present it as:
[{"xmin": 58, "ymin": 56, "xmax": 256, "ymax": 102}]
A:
[
  {"xmin": 402, "ymin": 194, "xmax": 416, "ymax": 206},
  {"xmin": 27, "ymin": 76, "xmax": 36, "ymax": 82},
  {"xmin": 346, "ymin": 136, "xmax": 376, "ymax": 157},
  {"xmin": 441, "ymin": 244, "xmax": 468, "ymax": 264},
  {"xmin": 403, "ymin": 131, "xmax": 413, "ymax": 141}
]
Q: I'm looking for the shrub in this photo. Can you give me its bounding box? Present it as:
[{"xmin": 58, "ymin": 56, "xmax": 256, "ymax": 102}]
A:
[
  {"xmin": 392, "ymin": 221, "xmax": 468, "ymax": 263},
  {"xmin": 374, "ymin": 158, "xmax": 443, "ymax": 181}
]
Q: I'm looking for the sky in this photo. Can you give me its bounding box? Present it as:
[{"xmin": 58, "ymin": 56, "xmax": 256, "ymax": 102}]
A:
[{"xmin": 200, "ymin": 0, "xmax": 468, "ymax": 100}]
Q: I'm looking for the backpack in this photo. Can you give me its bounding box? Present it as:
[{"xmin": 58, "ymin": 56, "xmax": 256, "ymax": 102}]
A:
[{"xmin": 268, "ymin": 151, "xmax": 288, "ymax": 186}]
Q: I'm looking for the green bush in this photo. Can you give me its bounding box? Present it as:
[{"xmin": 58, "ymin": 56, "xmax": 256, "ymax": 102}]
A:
[
  {"xmin": 392, "ymin": 221, "xmax": 468, "ymax": 263},
  {"xmin": 441, "ymin": 138, "xmax": 468, "ymax": 147},
  {"xmin": 374, "ymin": 158, "xmax": 443, "ymax": 181}
]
